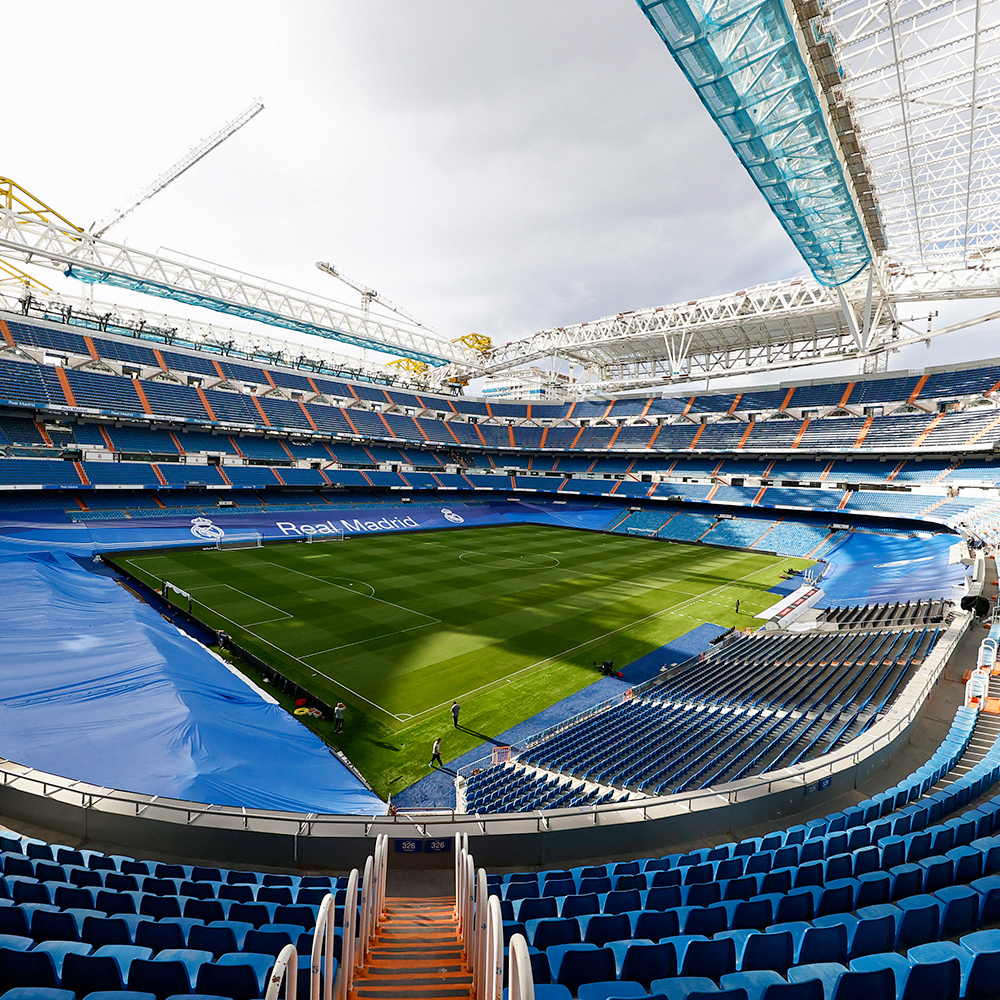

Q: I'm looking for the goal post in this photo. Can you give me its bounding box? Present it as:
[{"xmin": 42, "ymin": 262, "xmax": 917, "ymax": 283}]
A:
[
  {"xmin": 162, "ymin": 580, "xmax": 192, "ymax": 613},
  {"xmin": 215, "ymin": 533, "xmax": 262, "ymax": 550},
  {"xmin": 305, "ymin": 528, "xmax": 345, "ymax": 543}
]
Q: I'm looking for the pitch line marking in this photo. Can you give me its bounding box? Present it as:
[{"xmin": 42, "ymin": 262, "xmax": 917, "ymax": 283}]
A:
[
  {"xmin": 302, "ymin": 621, "xmax": 439, "ymax": 656},
  {"xmin": 409, "ymin": 560, "xmax": 783, "ymax": 723},
  {"xmin": 185, "ymin": 582, "xmax": 295, "ymax": 625},
  {"xmin": 260, "ymin": 559, "xmax": 439, "ymax": 623},
  {"xmin": 176, "ymin": 602, "xmax": 407, "ymax": 722}
]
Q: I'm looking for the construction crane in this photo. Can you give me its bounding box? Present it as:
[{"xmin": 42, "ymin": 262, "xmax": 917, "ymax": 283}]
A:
[
  {"xmin": 315, "ymin": 261, "xmax": 439, "ymax": 332},
  {"xmin": 90, "ymin": 100, "xmax": 264, "ymax": 237}
]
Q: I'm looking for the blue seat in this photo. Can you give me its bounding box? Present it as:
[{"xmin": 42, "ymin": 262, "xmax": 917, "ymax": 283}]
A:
[
  {"xmin": 917, "ymin": 856, "xmax": 954, "ymax": 894},
  {"xmin": 721, "ymin": 970, "xmax": 823, "ymax": 1000},
  {"xmin": 892, "ymin": 943, "xmax": 962, "ymax": 1000},
  {"xmin": 789, "ymin": 962, "xmax": 894, "ymax": 1000},
  {"xmin": 615, "ymin": 941, "xmax": 676, "ymax": 987},
  {"xmin": 528, "ymin": 918, "xmax": 580, "ymax": 950},
  {"xmin": 633, "ymin": 910, "xmax": 679, "ymax": 941},
  {"xmin": 561, "ymin": 894, "xmax": 600, "ymax": 919},
  {"xmin": 127, "ymin": 958, "xmax": 196, "ymax": 1000},
  {"xmin": 959, "ymin": 929, "xmax": 1000, "ymax": 998},
  {"xmin": 667, "ymin": 934, "xmax": 737, "ymax": 979},
  {"xmin": 216, "ymin": 951, "xmax": 280, "ymax": 994},
  {"xmin": 0, "ymin": 990, "xmax": 75, "ymax": 1000},
  {"xmin": 580, "ymin": 914, "xmax": 631, "ymax": 947},
  {"xmin": 933, "ymin": 885, "xmax": 980, "ymax": 937},
  {"xmin": 60, "ymin": 953, "xmax": 125, "ymax": 994},
  {"xmin": 772, "ymin": 922, "xmax": 848, "ymax": 966},
  {"xmin": 194, "ymin": 959, "xmax": 263, "ymax": 1000},
  {"xmin": 32, "ymin": 941, "xmax": 91, "ymax": 977},
  {"xmin": 0, "ymin": 948, "xmax": 58, "ymax": 989},
  {"xmin": 188, "ymin": 923, "xmax": 240, "ymax": 958},
  {"xmin": 518, "ymin": 898, "xmax": 559, "ymax": 923},
  {"xmin": 91, "ymin": 944, "xmax": 154, "ymax": 980},
  {"xmin": 546, "ymin": 944, "xmax": 617, "ymax": 995},
  {"xmin": 893, "ymin": 896, "xmax": 941, "ymax": 949},
  {"xmin": 651, "ymin": 977, "xmax": 728, "ymax": 1000},
  {"xmin": 972, "ymin": 875, "xmax": 1000, "ymax": 924},
  {"xmin": 679, "ymin": 905, "xmax": 727, "ymax": 936},
  {"xmin": 577, "ymin": 981, "xmax": 647, "ymax": 1000}
]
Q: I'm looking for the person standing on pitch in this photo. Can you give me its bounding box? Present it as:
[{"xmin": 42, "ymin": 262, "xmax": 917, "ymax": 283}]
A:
[
  {"xmin": 735, "ymin": 599, "xmax": 741, "ymax": 614},
  {"xmin": 334, "ymin": 702, "xmax": 345, "ymax": 734},
  {"xmin": 451, "ymin": 701, "xmax": 460, "ymax": 728},
  {"xmin": 430, "ymin": 738, "xmax": 443, "ymax": 768}
]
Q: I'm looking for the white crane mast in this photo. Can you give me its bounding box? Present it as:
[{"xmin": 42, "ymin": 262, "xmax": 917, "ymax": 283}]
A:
[
  {"xmin": 91, "ymin": 100, "xmax": 265, "ymax": 237},
  {"xmin": 315, "ymin": 261, "xmax": 438, "ymax": 333}
]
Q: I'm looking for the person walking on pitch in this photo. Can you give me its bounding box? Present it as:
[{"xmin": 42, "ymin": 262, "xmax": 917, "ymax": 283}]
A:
[
  {"xmin": 430, "ymin": 738, "xmax": 443, "ymax": 768},
  {"xmin": 451, "ymin": 701, "xmax": 460, "ymax": 727}
]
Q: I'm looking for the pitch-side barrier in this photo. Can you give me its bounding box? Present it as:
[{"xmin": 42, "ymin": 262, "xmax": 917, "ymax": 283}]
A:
[{"xmin": 0, "ymin": 609, "xmax": 969, "ymax": 868}]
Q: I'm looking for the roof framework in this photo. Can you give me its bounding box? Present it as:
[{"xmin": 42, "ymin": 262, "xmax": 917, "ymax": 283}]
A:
[
  {"xmin": 463, "ymin": 0, "xmax": 1000, "ymax": 393},
  {"xmin": 826, "ymin": 0, "xmax": 1000, "ymax": 265}
]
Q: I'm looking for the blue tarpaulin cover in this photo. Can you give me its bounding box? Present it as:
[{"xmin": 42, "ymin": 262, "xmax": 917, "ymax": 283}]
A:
[{"xmin": 0, "ymin": 550, "xmax": 385, "ymax": 814}]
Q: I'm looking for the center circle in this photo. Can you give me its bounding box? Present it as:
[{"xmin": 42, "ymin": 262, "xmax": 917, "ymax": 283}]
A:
[{"xmin": 458, "ymin": 552, "xmax": 560, "ymax": 570}]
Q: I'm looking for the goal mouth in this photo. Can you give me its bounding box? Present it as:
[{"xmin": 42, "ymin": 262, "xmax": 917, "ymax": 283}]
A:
[
  {"xmin": 215, "ymin": 533, "xmax": 263, "ymax": 550},
  {"xmin": 305, "ymin": 528, "xmax": 345, "ymax": 543}
]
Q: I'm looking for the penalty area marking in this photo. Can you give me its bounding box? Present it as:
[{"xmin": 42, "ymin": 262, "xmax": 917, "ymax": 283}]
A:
[{"xmin": 183, "ymin": 582, "xmax": 295, "ymax": 626}]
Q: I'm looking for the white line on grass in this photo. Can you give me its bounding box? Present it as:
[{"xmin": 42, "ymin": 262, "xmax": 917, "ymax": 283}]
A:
[
  {"xmin": 408, "ymin": 560, "xmax": 782, "ymax": 722},
  {"xmin": 261, "ymin": 560, "xmax": 439, "ymax": 622},
  {"xmin": 179, "ymin": 602, "xmax": 408, "ymax": 722},
  {"xmin": 302, "ymin": 621, "xmax": 438, "ymax": 656},
  {"xmin": 186, "ymin": 582, "xmax": 295, "ymax": 626}
]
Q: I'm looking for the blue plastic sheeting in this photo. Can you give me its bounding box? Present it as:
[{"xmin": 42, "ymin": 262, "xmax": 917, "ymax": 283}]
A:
[
  {"xmin": 621, "ymin": 622, "xmax": 730, "ymax": 683},
  {"xmin": 0, "ymin": 550, "xmax": 385, "ymax": 814},
  {"xmin": 816, "ymin": 530, "xmax": 966, "ymax": 606}
]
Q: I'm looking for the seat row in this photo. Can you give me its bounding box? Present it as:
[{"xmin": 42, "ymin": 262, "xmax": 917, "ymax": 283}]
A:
[
  {"xmin": 0, "ymin": 933, "xmax": 306, "ymax": 999},
  {"xmin": 526, "ymin": 908, "xmax": 1000, "ymax": 999}
]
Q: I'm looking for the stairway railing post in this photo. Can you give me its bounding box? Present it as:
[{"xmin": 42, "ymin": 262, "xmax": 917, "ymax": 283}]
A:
[
  {"xmin": 376, "ymin": 833, "xmax": 388, "ymax": 928},
  {"xmin": 359, "ymin": 853, "xmax": 374, "ymax": 967},
  {"xmin": 311, "ymin": 893, "xmax": 336, "ymax": 1000},
  {"xmin": 265, "ymin": 942, "xmax": 299, "ymax": 1000},
  {"xmin": 507, "ymin": 933, "xmax": 535, "ymax": 1000},
  {"xmin": 455, "ymin": 832, "xmax": 468, "ymax": 919},
  {"xmin": 462, "ymin": 851, "xmax": 475, "ymax": 955},
  {"xmin": 474, "ymin": 866, "xmax": 488, "ymax": 998},
  {"xmin": 340, "ymin": 868, "xmax": 359, "ymax": 1000},
  {"xmin": 483, "ymin": 893, "xmax": 503, "ymax": 1000}
]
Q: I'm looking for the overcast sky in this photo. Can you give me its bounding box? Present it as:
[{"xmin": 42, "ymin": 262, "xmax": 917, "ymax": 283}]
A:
[{"xmin": 5, "ymin": 2, "xmax": 994, "ymax": 388}]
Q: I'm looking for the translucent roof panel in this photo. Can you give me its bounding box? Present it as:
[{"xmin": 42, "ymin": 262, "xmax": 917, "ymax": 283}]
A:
[{"xmin": 826, "ymin": 0, "xmax": 1000, "ymax": 265}]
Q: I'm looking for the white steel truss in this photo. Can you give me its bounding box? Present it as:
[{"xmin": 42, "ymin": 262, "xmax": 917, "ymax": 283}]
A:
[
  {"xmin": 445, "ymin": 252, "xmax": 1000, "ymax": 393},
  {"xmin": 0, "ymin": 288, "xmax": 415, "ymax": 386},
  {"xmin": 824, "ymin": 0, "xmax": 1000, "ymax": 266},
  {"xmin": 0, "ymin": 207, "xmax": 473, "ymax": 368}
]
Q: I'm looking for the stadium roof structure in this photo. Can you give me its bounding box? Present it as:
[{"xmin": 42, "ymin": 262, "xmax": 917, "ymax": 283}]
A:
[
  {"xmin": 1, "ymin": 0, "xmax": 998, "ymax": 397},
  {"xmin": 442, "ymin": 0, "xmax": 1000, "ymax": 394}
]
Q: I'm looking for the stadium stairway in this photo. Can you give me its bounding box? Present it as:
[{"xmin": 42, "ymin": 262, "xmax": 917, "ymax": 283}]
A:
[{"xmin": 351, "ymin": 896, "xmax": 474, "ymax": 1000}]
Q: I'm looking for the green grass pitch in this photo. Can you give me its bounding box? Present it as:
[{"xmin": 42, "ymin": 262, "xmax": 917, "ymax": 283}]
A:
[{"xmin": 113, "ymin": 524, "xmax": 810, "ymax": 799}]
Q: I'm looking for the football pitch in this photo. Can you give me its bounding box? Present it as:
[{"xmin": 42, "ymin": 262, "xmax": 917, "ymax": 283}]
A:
[{"xmin": 114, "ymin": 524, "xmax": 810, "ymax": 798}]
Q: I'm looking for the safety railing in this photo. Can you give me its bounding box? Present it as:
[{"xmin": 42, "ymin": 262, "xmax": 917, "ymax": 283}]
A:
[
  {"xmin": 456, "ymin": 832, "xmax": 535, "ymax": 1000},
  {"xmin": 266, "ymin": 943, "xmax": 298, "ymax": 1000},
  {"xmin": 261, "ymin": 835, "xmax": 389, "ymax": 1000}
]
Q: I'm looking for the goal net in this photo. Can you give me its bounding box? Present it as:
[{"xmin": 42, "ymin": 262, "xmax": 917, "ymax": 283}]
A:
[
  {"xmin": 215, "ymin": 533, "xmax": 262, "ymax": 550},
  {"xmin": 305, "ymin": 528, "xmax": 345, "ymax": 543},
  {"xmin": 162, "ymin": 581, "xmax": 192, "ymax": 612}
]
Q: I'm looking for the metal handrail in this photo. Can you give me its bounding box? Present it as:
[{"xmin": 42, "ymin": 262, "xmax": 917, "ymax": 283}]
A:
[{"xmin": 266, "ymin": 943, "xmax": 299, "ymax": 1000}]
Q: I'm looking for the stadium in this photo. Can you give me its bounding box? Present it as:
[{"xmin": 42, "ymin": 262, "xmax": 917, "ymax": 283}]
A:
[{"xmin": 2, "ymin": 1, "xmax": 1000, "ymax": 999}]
